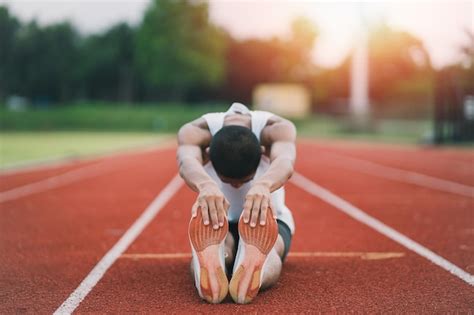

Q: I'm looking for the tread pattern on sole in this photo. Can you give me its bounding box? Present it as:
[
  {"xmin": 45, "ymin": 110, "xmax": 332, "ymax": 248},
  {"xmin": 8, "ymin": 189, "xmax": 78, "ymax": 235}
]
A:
[
  {"xmin": 199, "ymin": 265, "xmax": 228, "ymax": 303},
  {"xmin": 229, "ymin": 265, "xmax": 261, "ymax": 304},
  {"xmin": 188, "ymin": 209, "xmax": 229, "ymax": 304},
  {"xmin": 238, "ymin": 208, "xmax": 278, "ymax": 254},
  {"xmin": 189, "ymin": 210, "xmax": 228, "ymax": 252}
]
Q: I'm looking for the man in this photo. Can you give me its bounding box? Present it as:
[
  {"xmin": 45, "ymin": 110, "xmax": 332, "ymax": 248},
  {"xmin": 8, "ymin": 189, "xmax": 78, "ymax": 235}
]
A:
[{"xmin": 177, "ymin": 102, "xmax": 296, "ymax": 304}]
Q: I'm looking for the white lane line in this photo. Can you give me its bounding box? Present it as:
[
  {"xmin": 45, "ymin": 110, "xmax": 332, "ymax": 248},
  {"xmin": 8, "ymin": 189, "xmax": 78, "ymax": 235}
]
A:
[
  {"xmin": 122, "ymin": 253, "xmax": 191, "ymax": 259},
  {"xmin": 288, "ymin": 251, "xmax": 405, "ymax": 260},
  {"xmin": 290, "ymin": 172, "xmax": 474, "ymax": 286},
  {"xmin": 54, "ymin": 174, "xmax": 183, "ymax": 315},
  {"xmin": 120, "ymin": 252, "xmax": 405, "ymax": 261},
  {"xmin": 321, "ymin": 152, "xmax": 474, "ymax": 198},
  {"xmin": 0, "ymin": 161, "xmax": 121, "ymax": 203}
]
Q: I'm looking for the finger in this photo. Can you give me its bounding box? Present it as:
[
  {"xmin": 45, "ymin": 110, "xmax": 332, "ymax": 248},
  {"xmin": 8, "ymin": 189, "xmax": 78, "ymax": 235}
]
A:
[
  {"xmin": 199, "ymin": 200, "xmax": 210, "ymax": 225},
  {"xmin": 224, "ymin": 198, "xmax": 230, "ymax": 213},
  {"xmin": 217, "ymin": 209, "xmax": 225, "ymax": 228},
  {"xmin": 242, "ymin": 198, "xmax": 253, "ymax": 224},
  {"xmin": 269, "ymin": 199, "xmax": 277, "ymax": 219},
  {"xmin": 208, "ymin": 198, "xmax": 219, "ymax": 230},
  {"xmin": 191, "ymin": 201, "xmax": 199, "ymax": 218},
  {"xmin": 216, "ymin": 197, "xmax": 225, "ymax": 227},
  {"xmin": 259, "ymin": 197, "xmax": 269, "ymax": 226},
  {"xmin": 250, "ymin": 195, "xmax": 262, "ymax": 227}
]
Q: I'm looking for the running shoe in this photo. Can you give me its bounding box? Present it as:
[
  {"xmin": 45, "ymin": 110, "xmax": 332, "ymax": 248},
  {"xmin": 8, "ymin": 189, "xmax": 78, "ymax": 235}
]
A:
[
  {"xmin": 188, "ymin": 209, "xmax": 229, "ymax": 303},
  {"xmin": 229, "ymin": 209, "xmax": 278, "ymax": 304}
]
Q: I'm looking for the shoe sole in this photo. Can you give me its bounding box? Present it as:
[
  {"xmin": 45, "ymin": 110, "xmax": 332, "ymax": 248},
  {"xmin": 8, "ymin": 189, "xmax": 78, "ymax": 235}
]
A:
[
  {"xmin": 229, "ymin": 211, "xmax": 278, "ymax": 304},
  {"xmin": 188, "ymin": 210, "xmax": 228, "ymax": 303}
]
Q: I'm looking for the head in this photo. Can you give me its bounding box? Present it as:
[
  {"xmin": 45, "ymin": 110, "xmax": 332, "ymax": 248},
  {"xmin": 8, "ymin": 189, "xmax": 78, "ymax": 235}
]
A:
[{"xmin": 209, "ymin": 125, "xmax": 262, "ymax": 188}]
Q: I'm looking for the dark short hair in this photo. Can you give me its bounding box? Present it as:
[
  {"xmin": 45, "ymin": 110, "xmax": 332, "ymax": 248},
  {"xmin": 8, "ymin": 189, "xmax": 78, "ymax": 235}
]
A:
[{"xmin": 209, "ymin": 125, "xmax": 261, "ymax": 179}]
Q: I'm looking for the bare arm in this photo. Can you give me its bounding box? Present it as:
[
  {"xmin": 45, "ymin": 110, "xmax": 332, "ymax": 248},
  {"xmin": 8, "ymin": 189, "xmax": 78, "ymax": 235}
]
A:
[
  {"xmin": 177, "ymin": 118, "xmax": 229, "ymax": 229},
  {"xmin": 255, "ymin": 116, "xmax": 297, "ymax": 191},
  {"xmin": 177, "ymin": 118, "xmax": 213, "ymax": 192},
  {"xmin": 242, "ymin": 115, "xmax": 297, "ymax": 227}
]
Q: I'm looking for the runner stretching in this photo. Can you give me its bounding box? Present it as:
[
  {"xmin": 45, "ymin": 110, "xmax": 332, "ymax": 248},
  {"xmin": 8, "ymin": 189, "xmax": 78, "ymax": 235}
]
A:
[{"xmin": 177, "ymin": 103, "xmax": 296, "ymax": 304}]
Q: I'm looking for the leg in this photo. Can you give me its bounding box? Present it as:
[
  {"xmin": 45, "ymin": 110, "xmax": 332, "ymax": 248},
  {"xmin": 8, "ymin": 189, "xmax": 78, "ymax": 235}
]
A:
[
  {"xmin": 260, "ymin": 235, "xmax": 284, "ymax": 290},
  {"xmin": 261, "ymin": 219, "xmax": 292, "ymax": 289},
  {"xmin": 224, "ymin": 231, "xmax": 236, "ymax": 274}
]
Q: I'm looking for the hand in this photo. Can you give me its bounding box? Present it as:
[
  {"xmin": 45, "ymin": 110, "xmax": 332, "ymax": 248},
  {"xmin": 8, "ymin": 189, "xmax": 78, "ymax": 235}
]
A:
[
  {"xmin": 192, "ymin": 181, "xmax": 229, "ymax": 230},
  {"xmin": 242, "ymin": 182, "xmax": 277, "ymax": 227}
]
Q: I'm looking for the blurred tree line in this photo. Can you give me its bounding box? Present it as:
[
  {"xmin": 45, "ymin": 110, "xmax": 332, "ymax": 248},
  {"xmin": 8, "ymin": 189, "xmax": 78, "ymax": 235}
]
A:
[
  {"xmin": 0, "ymin": 1, "xmax": 229, "ymax": 104},
  {"xmin": 0, "ymin": 1, "xmax": 317, "ymax": 105},
  {"xmin": 1, "ymin": 0, "xmax": 471, "ymax": 118}
]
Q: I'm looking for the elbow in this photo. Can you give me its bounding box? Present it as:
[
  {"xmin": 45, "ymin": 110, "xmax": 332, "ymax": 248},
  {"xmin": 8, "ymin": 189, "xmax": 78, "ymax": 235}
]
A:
[
  {"xmin": 283, "ymin": 158, "xmax": 294, "ymax": 181},
  {"xmin": 178, "ymin": 166, "xmax": 185, "ymax": 179},
  {"xmin": 287, "ymin": 164, "xmax": 294, "ymax": 181},
  {"xmin": 178, "ymin": 159, "xmax": 192, "ymax": 180},
  {"xmin": 177, "ymin": 158, "xmax": 188, "ymax": 180},
  {"xmin": 177, "ymin": 124, "xmax": 190, "ymax": 145}
]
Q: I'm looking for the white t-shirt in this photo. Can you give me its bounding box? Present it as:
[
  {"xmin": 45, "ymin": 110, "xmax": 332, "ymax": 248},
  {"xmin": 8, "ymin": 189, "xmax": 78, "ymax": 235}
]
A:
[{"xmin": 202, "ymin": 103, "xmax": 295, "ymax": 234}]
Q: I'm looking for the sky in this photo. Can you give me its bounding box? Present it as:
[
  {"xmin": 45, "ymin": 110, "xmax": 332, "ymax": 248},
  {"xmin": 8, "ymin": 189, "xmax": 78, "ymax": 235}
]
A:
[{"xmin": 1, "ymin": 0, "xmax": 472, "ymax": 69}]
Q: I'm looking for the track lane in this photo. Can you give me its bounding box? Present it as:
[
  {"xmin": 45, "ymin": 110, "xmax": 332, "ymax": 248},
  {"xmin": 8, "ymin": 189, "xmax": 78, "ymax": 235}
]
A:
[
  {"xmin": 76, "ymin": 181, "xmax": 473, "ymax": 313},
  {"xmin": 0, "ymin": 148, "xmax": 178, "ymax": 314},
  {"xmin": 2, "ymin": 141, "xmax": 473, "ymax": 313},
  {"xmin": 0, "ymin": 160, "xmax": 99, "ymax": 192},
  {"xmin": 296, "ymin": 147, "xmax": 473, "ymax": 275},
  {"xmin": 0, "ymin": 146, "xmax": 170, "ymax": 192},
  {"xmin": 299, "ymin": 140, "xmax": 474, "ymax": 186}
]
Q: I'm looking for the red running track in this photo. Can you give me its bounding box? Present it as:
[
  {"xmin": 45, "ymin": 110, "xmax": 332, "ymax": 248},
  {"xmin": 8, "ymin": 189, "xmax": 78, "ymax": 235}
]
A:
[{"xmin": 0, "ymin": 140, "xmax": 472, "ymax": 313}]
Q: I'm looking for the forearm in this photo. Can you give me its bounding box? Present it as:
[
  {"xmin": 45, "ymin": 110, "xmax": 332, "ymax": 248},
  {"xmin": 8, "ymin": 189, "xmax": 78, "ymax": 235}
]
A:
[
  {"xmin": 179, "ymin": 157, "xmax": 216, "ymax": 192},
  {"xmin": 253, "ymin": 157, "xmax": 294, "ymax": 192}
]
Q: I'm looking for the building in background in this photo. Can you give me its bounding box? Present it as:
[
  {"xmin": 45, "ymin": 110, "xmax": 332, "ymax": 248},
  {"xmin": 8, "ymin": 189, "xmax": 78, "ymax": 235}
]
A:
[{"xmin": 253, "ymin": 84, "xmax": 311, "ymax": 118}]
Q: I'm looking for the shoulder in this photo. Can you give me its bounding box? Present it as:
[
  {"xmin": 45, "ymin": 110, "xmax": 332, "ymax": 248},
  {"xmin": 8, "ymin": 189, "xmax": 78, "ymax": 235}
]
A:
[
  {"xmin": 260, "ymin": 114, "xmax": 297, "ymax": 145},
  {"xmin": 177, "ymin": 117, "xmax": 212, "ymax": 146}
]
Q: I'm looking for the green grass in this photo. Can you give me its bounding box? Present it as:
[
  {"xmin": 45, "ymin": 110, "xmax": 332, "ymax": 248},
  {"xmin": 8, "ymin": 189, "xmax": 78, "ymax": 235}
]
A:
[
  {"xmin": 0, "ymin": 102, "xmax": 432, "ymax": 144},
  {"xmin": 0, "ymin": 102, "xmax": 228, "ymax": 132},
  {"xmin": 0, "ymin": 116, "xmax": 433, "ymax": 169},
  {"xmin": 0, "ymin": 131, "xmax": 172, "ymax": 168},
  {"xmin": 294, "ymin": 115, "xmax": 432, "ymax": 144},
  {"xmin": 0, "ymin": 102, "xmax": 224, "ymax": 168},
  {"xmin": 0, "ymin": 103, "xmax": 449, "ymax": 168}
]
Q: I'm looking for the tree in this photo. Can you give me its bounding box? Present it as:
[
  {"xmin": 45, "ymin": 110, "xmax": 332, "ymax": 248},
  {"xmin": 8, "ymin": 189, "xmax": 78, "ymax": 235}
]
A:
[
  {"xmin": 225, "ymin": 38, "xmax": 285, "ymax": 102},
  {"xmin": 0, "ymin": 6, "xmax": 20, "ymax": 100},
  {"xmin": 80, "ymin": 23, "xmax": 136, "ymax": 101},
  {"xmin": 135, "ymin": 0, "xmax": 227, "ymax": 100},
  {"xmin": 285, "ymin": 17, "xmax": 318, "ymax": 81},
  {"xmin": 8, "ymin": 21, "xmax": 80, "ymax": 104},
  {"xmin": 458, "ymin": 28, "xmax": 474, "ymax": 93},
  {"xmin": 224, "ymin": 17, "xmax": 318, "ymax": 103},
  {"xmin": 368, "ymin": 23, "xmax": 432, "ymax": 104}
]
